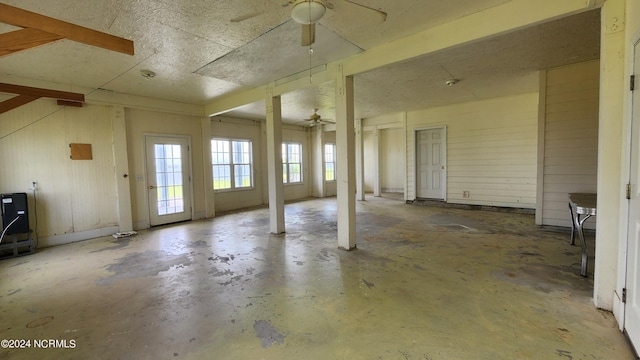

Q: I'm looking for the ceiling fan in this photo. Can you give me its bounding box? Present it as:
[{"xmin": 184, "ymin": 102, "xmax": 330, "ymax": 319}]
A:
[
  {"xmin": 231, "ymin": 0, "xmax": 387, "ymax": 46},
  {"xmin": 299, "ymin": 109, "xmax": 334, "ymax": 127}
]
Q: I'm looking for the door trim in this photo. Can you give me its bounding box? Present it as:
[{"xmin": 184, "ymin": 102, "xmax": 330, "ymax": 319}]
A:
[
  {"xmin": 143, "ymin": 133, "xmax": 194, "ymax": 226},
  {"xmin": 622, "ymin": 36, "xmax": 640, "ymax": 337},
  {"xmin": 414, "ymin": 126, "xmax": 447, "ymax": 201}
]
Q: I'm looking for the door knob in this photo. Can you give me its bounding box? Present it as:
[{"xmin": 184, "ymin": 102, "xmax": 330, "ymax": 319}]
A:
[{"xmin": 148, "ymin": 185, "xmax": 155, "ymax": 190}]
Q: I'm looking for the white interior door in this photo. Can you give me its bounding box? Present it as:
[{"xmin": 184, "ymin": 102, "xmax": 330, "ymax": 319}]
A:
[
  {"xmin": 416, "ymin": 128, "xmax": 446, "ymax": 199},
  {"xmin": 625, "ymin": 40, "xmax": 640, "ymax": 349},
  {"xmin": 145, "ymin": 136, "xmax": 192, "ymax": 226}
]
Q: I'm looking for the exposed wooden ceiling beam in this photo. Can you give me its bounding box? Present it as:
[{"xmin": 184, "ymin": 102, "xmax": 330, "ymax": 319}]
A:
[
  {"xmin": 0, "ymin": 28, "xmax": 64, "ymax": 57},
  {"xmin": 0, "ymin": 83, "xmax": 84, "ymax": 102},
  {"xmin": 57, "ymin": 99, "xmax": 83, "ymax": 108},
  {"xmin": 0, "ymin": 3, "xmax": 134, "ymax": 56},
  {"xmin": 0, "ymin": 95, "xmax": 40, "ymax": 114},
  {"xmin": 0, "ymin": 83, "xmax": 85, "ymax": 114}
]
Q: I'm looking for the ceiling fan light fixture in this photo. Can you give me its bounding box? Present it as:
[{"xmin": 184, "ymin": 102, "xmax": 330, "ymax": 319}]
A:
[
  {"xmin": 140, "ymin": 69, "xmax": 156, "ymax": 79},
  {"xmin": 445, "ymin": 79, "xmax": 459, "ymax": 86},
  {"xmin": 291, "ymin": 0, "xmax": 326, "ymax": 24}
]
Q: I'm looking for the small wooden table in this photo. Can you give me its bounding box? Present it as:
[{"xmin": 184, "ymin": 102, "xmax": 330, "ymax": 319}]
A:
[{"xmin": 568, "ymin": 193, "xmax": 597, "ymax": 277}]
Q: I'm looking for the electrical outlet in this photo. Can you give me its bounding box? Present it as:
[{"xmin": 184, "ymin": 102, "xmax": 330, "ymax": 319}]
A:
[
  {"xmin": 29, "ymin": 180, "xmax": 37, "ymax": 191},
  {"xmin": 463, "ymin": 191, "xmax": 470, "ymax": 198}
]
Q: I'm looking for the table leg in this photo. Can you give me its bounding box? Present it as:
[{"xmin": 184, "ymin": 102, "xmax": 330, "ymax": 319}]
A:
[
  {"xmin": 568, "ymin": 202, "xmax": 576, "ymax": 245},
  {"xmin": 574, "ymin": 213, "xmax": 592, "ymax": 277}
]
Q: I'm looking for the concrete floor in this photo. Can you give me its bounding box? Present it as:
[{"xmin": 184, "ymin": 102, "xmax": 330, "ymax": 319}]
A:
[{"xmin": 0, "ymin": 195, "xmax": 635, "ymax": 359}]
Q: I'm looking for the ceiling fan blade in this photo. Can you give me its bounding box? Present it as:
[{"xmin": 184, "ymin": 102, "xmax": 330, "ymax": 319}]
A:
[
  {"xmin": 301, "ymin": 23, "xmax": 316, "ymax": 46},
  {"xmin": 230, "ymin": 11, "xmax": 264, "ymax": 23},
  {"xmin": 341, "ymin": 0, "xmax": 387, "ymax": 21}
]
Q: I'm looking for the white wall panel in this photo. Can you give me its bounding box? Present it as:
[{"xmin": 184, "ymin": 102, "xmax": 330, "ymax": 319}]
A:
[
  {"xmin": 209, "ymin": 117, "xmax": 264, "ymax": 212},
  {"xmin": 282, "ymin": 126, "xmax": 312, "ymax": 201},
  {"xmin": 541, "ymin": 61, "xmax": 599, "ymax": 229},
  {"xmin": 363, "ymin": 132, "xmax": 375, "ymax": 192},
  {"xmin": 0, "ymin": 99, "xmax": 119, "ymax": 244},
  {"xmin": 380, "ymin": 128, "xmax": 405, "ymax": 192},
  {"xmin": 407, "ymin": 93, "xmax": 539, "ymax": 208},
  {"xmin": 125, "ymin": 108, "xmax": 206, "ymax": 228}
]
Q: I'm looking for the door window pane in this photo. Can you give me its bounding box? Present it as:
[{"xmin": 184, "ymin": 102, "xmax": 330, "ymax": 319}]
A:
[{"xmin": 154, "ymin": 143, "xmax": 185, "ymax": 216}]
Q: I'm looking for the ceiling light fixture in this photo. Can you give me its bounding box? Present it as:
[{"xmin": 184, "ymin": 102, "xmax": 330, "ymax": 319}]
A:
[
  {"xmin": 140, "ymin": 69, "xmax": 156, "ymax": 79},
  {"xmin": 291, "ymin": 0, "xmax": 326, "ymax": 24},
  {"xmin": 445, "ymin": 79, "xmax": 459, "ymax": 86}
]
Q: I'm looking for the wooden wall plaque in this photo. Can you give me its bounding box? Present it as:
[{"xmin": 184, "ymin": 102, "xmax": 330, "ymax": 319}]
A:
[{"xmin": 69, "ymin": 143, "xmax": 92, "ymax": 160}]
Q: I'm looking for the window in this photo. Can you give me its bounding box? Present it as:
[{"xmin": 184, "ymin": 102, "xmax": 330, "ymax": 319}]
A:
[
  {"xmin": 324, "ymin": 143, "xmax": 336, "ymax": 181},
  {"xmin": 282, "ymin": 142, "xmax": 303, "ymax": 184},
  {"xmin": 211, "ymin": 139, "xmax": 253, "ymax": 190}
]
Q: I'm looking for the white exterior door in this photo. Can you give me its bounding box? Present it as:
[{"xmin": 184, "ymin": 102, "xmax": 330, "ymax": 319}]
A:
[
  {"xmin": 416, "ymin": 128, "xmax": 446, "ymax": 199},
  {"xmin": 626, "ymin": 40, "xmax": 640, "ymax": 350},
  {"xmin": 145, "ymin": 136, "xmax": 192, "ymax": 226}
]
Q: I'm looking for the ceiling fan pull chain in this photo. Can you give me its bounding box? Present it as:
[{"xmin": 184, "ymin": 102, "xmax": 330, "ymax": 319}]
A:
[{"xmin": 309, "ymin": 45, "xmax": 314, "ymax": 84}]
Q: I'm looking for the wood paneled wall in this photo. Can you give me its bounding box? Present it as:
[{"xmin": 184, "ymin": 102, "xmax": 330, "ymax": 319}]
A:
[
  {"xmin": 0, "ymin": 99, "xmax": 119, "ymax": 245},
  {"xmin": 540, "ymin": 61, "xmax": 599, "ymax": 228},
  {"xmin": 406, "ymin": 93, "xmax": 539, "ymax": 208}
]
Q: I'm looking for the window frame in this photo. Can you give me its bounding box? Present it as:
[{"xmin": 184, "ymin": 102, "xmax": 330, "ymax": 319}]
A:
[
  {"xmin": 324, "ymin": 143, "xmax": 336, "ymax": 182},
  {"xmin": 282, "ymin": 142, "xmax": 303, "ymax": 184},
  {"xmin": 211, "ymin": 138, "xmax": 254, "ymax": 192}
]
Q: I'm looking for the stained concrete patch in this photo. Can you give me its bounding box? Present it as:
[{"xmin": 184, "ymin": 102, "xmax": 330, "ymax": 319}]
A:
[
  {"xmin": 428, "ymin": 214, "xmax": 489, "ymax": 231},
  {"xmin": 493, "ymin": 262, "xmax": 590, "ymax": 294},
  {"xmin": 96, "ymin": 250, "xmax": 191, "ymax": 286},
  {"xmin": 362, "ymin": 279, "xmax": 375, "ymax": 289},
  {"xmin": 26, "ymin": 316, "xmax": 54, "ymax": 328},
  {"xmin": 434, "ymin": 224, "xmax": 473, "ymax": 231},
  {"xmin": 253, "ymin": 320, "xmax": 285, "ymax": 348},
  {"xmin": 7, "ymin": 288, "xmax": 21, "ymax": 296},
  {"xmin": 316, "ymin": 248, "xmax": 331, "ymax": 261},
  {"xmin": 209, "ymin": 253, "xmax": 234, "ymax": 264},
  {"xmin": 187, "ymin": 240, "xmax": 209, "ymax": 248},
  {"xmin": 90, "ymin": 237, "xmax": 135, "ymax": 253}
]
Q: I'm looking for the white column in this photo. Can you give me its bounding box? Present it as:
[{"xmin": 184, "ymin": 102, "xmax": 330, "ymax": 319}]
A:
[
  {"xmin": 266, "ymin": 90, "xmax": 285, "ymax": 234},
  {"xmin": 110, "ymin": 106, "xmax": 133, "ymax": 232},
  {"xmin": 201, "ymin": 117, "xmax": 215, "ymax": 218},
  {"xmin": 373, "ymin": 127, "xmax": 381, "ymax": 197},
  {"xmin": 335, "ymin": 66, "xmax": 356, "ymax": 250},
  {"xmin": 595, "ymin": 0, "xmax": 626, "ymax": 311},
  {"xmin": 402, "ymin": 112, "xmax": 409, "ymax": 202},
  {"xmin": 355, "ymin": 119, "xmax": 365, "ymax": 201}
]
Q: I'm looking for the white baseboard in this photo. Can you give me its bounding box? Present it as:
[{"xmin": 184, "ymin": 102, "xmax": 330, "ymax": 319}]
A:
[{"xmin": 38, "ymin": 226, "xmax": 119, "ymax": 248}]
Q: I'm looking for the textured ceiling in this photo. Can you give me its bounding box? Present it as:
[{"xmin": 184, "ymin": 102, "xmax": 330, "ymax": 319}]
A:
[
  {"xmin": 196, "ymin": 21, "xmax": 362, "ymax": 87},
  {"xmin": 0, "ymin": 0, "xmax": 600, "ymax": 123}
]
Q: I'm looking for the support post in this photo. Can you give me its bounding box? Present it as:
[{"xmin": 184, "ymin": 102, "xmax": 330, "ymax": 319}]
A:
[
  {"xmin": 111, "ymin": 106, "xmax": 133, "ymax": 232},
  {"xmin": 356, "ymin": 118, "xmax": 365, "ymax": 201},
  {"xmin": 373, "ymin": 127, "xmax": 381, "ymax": 197},
  {"xmin": 335, "ymin": 66, "xmax": 356, "ymax": 250},
  {"xmin": 266, "ymin": 90, "xmax": 285, "ymax": 234}
]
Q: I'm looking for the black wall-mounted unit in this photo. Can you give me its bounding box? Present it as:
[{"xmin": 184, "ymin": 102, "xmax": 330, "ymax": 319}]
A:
[{"xmin": 1, "ymin": 193, "xmax": 29, "ymax": 235}]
